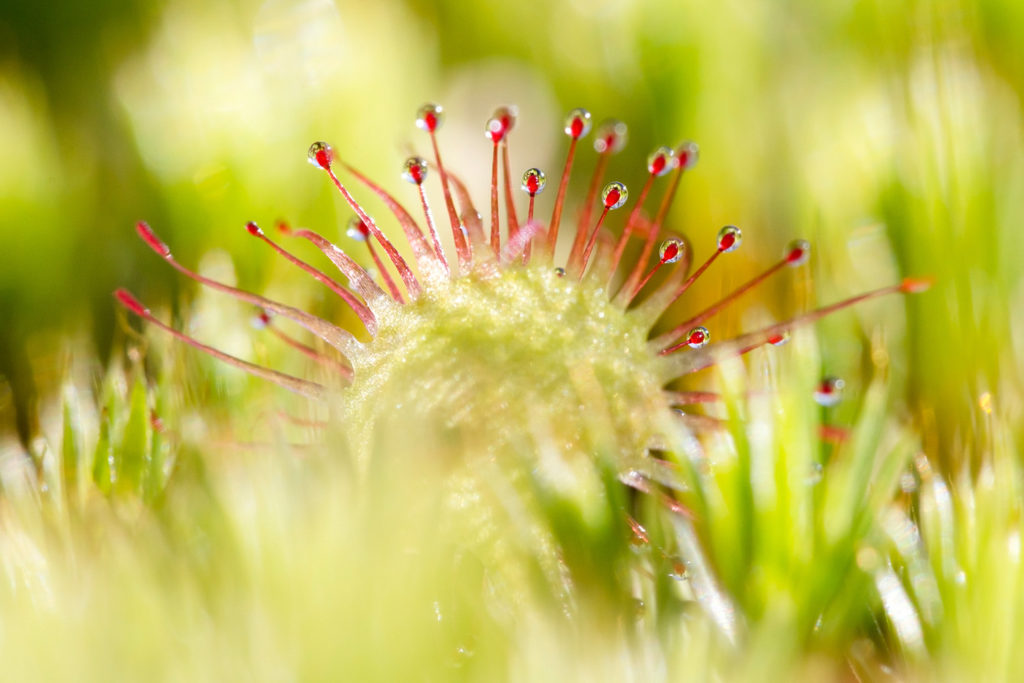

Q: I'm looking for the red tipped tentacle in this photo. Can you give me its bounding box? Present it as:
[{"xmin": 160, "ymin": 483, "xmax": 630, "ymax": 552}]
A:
[
  {"xmin": 581, "ymin": 231, "xmax": 617, "ymax": 287},
  {"xmin": 269, "ymin": 325, "xmax": 353, "ymax": 381},
  {"xmin": 340, "ymin": 162, "xmax": 448, "ymax": 283},
  {"xmin": 486, "ymin": 107, "xmax": 517, "ymax": 257},
  {"xmin": 490, "ymin": 141, "xmax": 501, "ymax": 255},
  {"xmin": 415, "ymin": 184, "xmax": 450, "ymax": 278},
  {"xmin": 605, "ymin": 176, "xmax": 654, "ymax": 278},
  {"xmin": 281, "ymin": 225, "xmax": 391, "ymax": 311},
  {"xmin": 605, "ymin": 146, "xmax": 676, "ymax": 283},
  {"xmin": 520, "ymin": 168, "xmax": 546, "ymax": 264},
  {"xmin": 417, "ymin": 104, "xmax": 473, "ymax": 273},
  {"xmin": 248, "ymin": 221, "xmax": 376, "ymax": 335},
  {"xmin": 571, "ymin": 181, "xmax": 628, "ymax": 278},
  {"xmin": 654, "ymin": 239, "xmax": 810, "ymax": 348},
  {"xmin": 442, "ymin": 168, "xmax": 488, "ymax": 252},
  {"xmin": 574, "ymin": 119, "xmax": 626, "ymax": 263},
  {"xmin": 501, "ymin": 141, "xmax": 521, "ymax": 246},
  {"xmin": 576, "ymin": 210, "xmax": 610, "ymax": 278},
  {"xmin": 545, "ymin": 108, "xmax": 591, "ymax": 262},
  {"xmin": 402, "ymin": 156, "xmax": 451, "ymax": 280},
  {"xmin": 626, "ymin": 237, "xmax": 687, "ymax": 306},
  {"xmin": 673, "ymin": 410, "xmax": 729, "ymax": 434},
  {"xmin": 658, "ymin": 278, "xmax": 933, "ymax": 377},
  {"xmin": 628, "ymin": 237, "xmax": 693, "ymax": 326},
  {"xmin": 362, "ymin": 233, "xmax": 404, "ymax": 303},
  {"xmin": 616, "ymin": 144, "xmax": 695, "ymax": 305},
  {"xmin": 570, "ymin": 154, "xmax": 611, "ymax": 267},
  {"xmin": 325, "ymin": 166, "xmax": 418, "ymax": 300},
  {"xmin": 308, "ymin": 143, "xmax": 421, "ymax": 300},
  {"xmin": 655, "ymin": 259, "xmax": 788, "ymax": 348},
  {"xmin": 115, "ymin": 289, "xmax": 327, "ymax": 400},
  {"xmin": 656, "ymin": 226, "xmax": 742, "ymax": 322},
  {"xmin": 618, "ymin": 471, "xmax": 694, "ymax": 519},
  {"xmin": 134, "ymin": 222, "xmax": 359, "ymax": 357},
  {"xmin": 545, "ymin": 137, "xmax": 578, "ymax": 262}
]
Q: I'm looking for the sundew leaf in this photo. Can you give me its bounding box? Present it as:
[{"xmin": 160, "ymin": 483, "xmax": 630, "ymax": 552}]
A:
[
  {"xmin": 61, "ymin": 386, "xmax": 80, "ymax": 506},
  {"xmin": 822, "ymin": 377, "xmax": 894, "ymax": 545},
  {"xmin": 116, "ymin": 372, "xmax": 150, "ymax": 496},
  {"xmin": 720, "ymin": 366, "xmax": 755, "ymax": 602},
  {"xmin": 91, "ymin": 363, "xmax": 128, "ymax": 496},
  {"xmin": 142, "ymin": 422, "xmax": 165, "ymax": 504},
  {"xmin": 91, "ymin": 409, "xmax": 113, "ymax": 495},
  {"xmin": 143, "ymin": 371, "xmax": 174, "ymax": 503}
]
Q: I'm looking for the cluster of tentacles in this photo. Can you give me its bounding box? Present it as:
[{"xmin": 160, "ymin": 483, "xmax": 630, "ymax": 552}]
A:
[{"xmin": 115, "ymin": 104, "xmax": 930, "ymax": 444}]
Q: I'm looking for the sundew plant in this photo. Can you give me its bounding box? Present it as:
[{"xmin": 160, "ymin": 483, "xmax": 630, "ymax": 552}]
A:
[{"xmin": 2, "ymin": 0, "xmax": 1024, "ymax": 681}]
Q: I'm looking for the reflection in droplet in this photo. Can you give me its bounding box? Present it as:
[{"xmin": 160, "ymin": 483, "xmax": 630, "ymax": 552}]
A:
[
  {"xmin": 659, "ymin": 238, "xmax": 685, "ymax": 264},
  {"xmin": 521, "ymin": 167, "xmax": 546, "ymax": 195},
  {"xmin": 601, "ymin": 181, "xmax": 628, "ymax": 210},
  {"xmin": 416, "ymin": 103, "xmax": 444, "ymax": 133},
  {"xmin": 814, "ymin": 377, "xmax": 845, "ymax": 406},
  {"xmin": 563, "ymin": 107, "xmax": 592, "ymax": 138},
  {"xmin": 717, "ymin": 225, "xmax": 742, "ymax": 253}
]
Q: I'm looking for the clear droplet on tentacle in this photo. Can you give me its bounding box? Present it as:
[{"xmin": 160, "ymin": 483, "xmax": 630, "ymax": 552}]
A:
[
  {"xmin": 521, "ymin": 167, "xmax": 546, "ymax": 195},
  {"xmin": 250, "ymin": 310, "xmax": 272, "ymax": 330},
  {"xmin": 346, "ymin": 216, "xmax": 370, "ymax": 242},
  {"xmin": 485, "ymin": 105, "xmax": 517, "ymax": 143},
  {"xmin": 814, "ymin": 376, "xmax": 845, "ymax": 406},
  {"xmin": 686, "ymin": 326, "xmax": 710, "ymax": 349},
  {"xmin": 768, "ymin": 331, "xmax": 791, "ymax": 346},
  {"xmin": 307, "ymin": 141, "xmax": 334, "ymax": 170},
  {"xmin": 659, "ymin": 238, "xmax": 685, "ymax": 264},
  {"xmin": 593, "ymin": 119, "xmax": 628, "ymax": 154},
  {"xmin": 717, "ymin": 225, "xmax": 742, "ymax": 253},
  {"xmin": 677, "ymin": 140, "xmax": 700, "ymax": 170},
  {"xmin": 402, "ymin": 156, "xmax": 429, "ymax": 185},
  {"xmin": 563, "ymin": 108, "xmax": 592, "ymax": 139},
  {"xmin": 646, "ymin": 146, "xmax": 677, "ymax": 177},
  {"xmin": 786, "ymin": 239, "xmax": 810, "ymax": 266},
  {"xmin": 416, "ymin": 103, "xmax": 444, "ymax": 133},
  {"xmin": 601, "ymin": 181, "xmax": 628, "ymax": 210}
]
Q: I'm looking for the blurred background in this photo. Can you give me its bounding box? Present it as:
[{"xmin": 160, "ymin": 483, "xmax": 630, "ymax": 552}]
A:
[{"xmin": 1, "ymin": 0, "xmax": 1022, "ymax": 467}]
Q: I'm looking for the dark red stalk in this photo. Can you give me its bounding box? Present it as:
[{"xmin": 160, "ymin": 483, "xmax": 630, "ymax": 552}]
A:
[
  {"xmin": 606, "ymin": 172, "xmax": 656, "ymax": 279},
  {"xmin": 490, "ymin": 141, "xmax": 501, "ymax": 256},
  {"xmin": 426, "ymin": 129, "xmax": 473, "ymax": 273},
  {"xmin": 415, "ymin": 181, "xmax": 450, "ymax": 278},
  {"xmin": 616, "ymin": 165, "xmax": 687, "ymax": 305},
  {"xmin": 570, "ymin": 153, "xmax": 610, "ymax": 265},
  {"xmin": 545, "ymin": 136, "xmax": 580, "ymax": 260},
  {"xmin": 501, "ymin": 141, "xmax": 521, "ymax": 246}
]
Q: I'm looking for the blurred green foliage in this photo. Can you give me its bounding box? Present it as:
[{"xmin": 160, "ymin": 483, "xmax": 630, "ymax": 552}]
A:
[
  {"xmin": 2, "ymin": 0, "xmax": 1022, "ymax": 465},
  {"xmin": 2, "ymin": 0, "xmax": 1024, "ymax": 466},
  {"xmin": 1, "ymin": 1, "xmax": 1024, "ymax": 678}
]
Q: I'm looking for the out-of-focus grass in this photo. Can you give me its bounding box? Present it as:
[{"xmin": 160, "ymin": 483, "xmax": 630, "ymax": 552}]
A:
[
  {"xmin": 3, "ymin": 0, "xmax": 1022, "ymax": 460},
  {"xmin": 1, "ymin": 323, "xmax": 1021, "ymax": 680},
  {"xmin": 2, "ymin": 0, "xmax": 1023, "ymax": 679}
]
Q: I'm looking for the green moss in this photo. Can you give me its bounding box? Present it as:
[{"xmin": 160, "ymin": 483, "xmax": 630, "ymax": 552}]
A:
[{"xmin": 344, "ymin": 265, "xmax": 670, "ymax": 473}]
